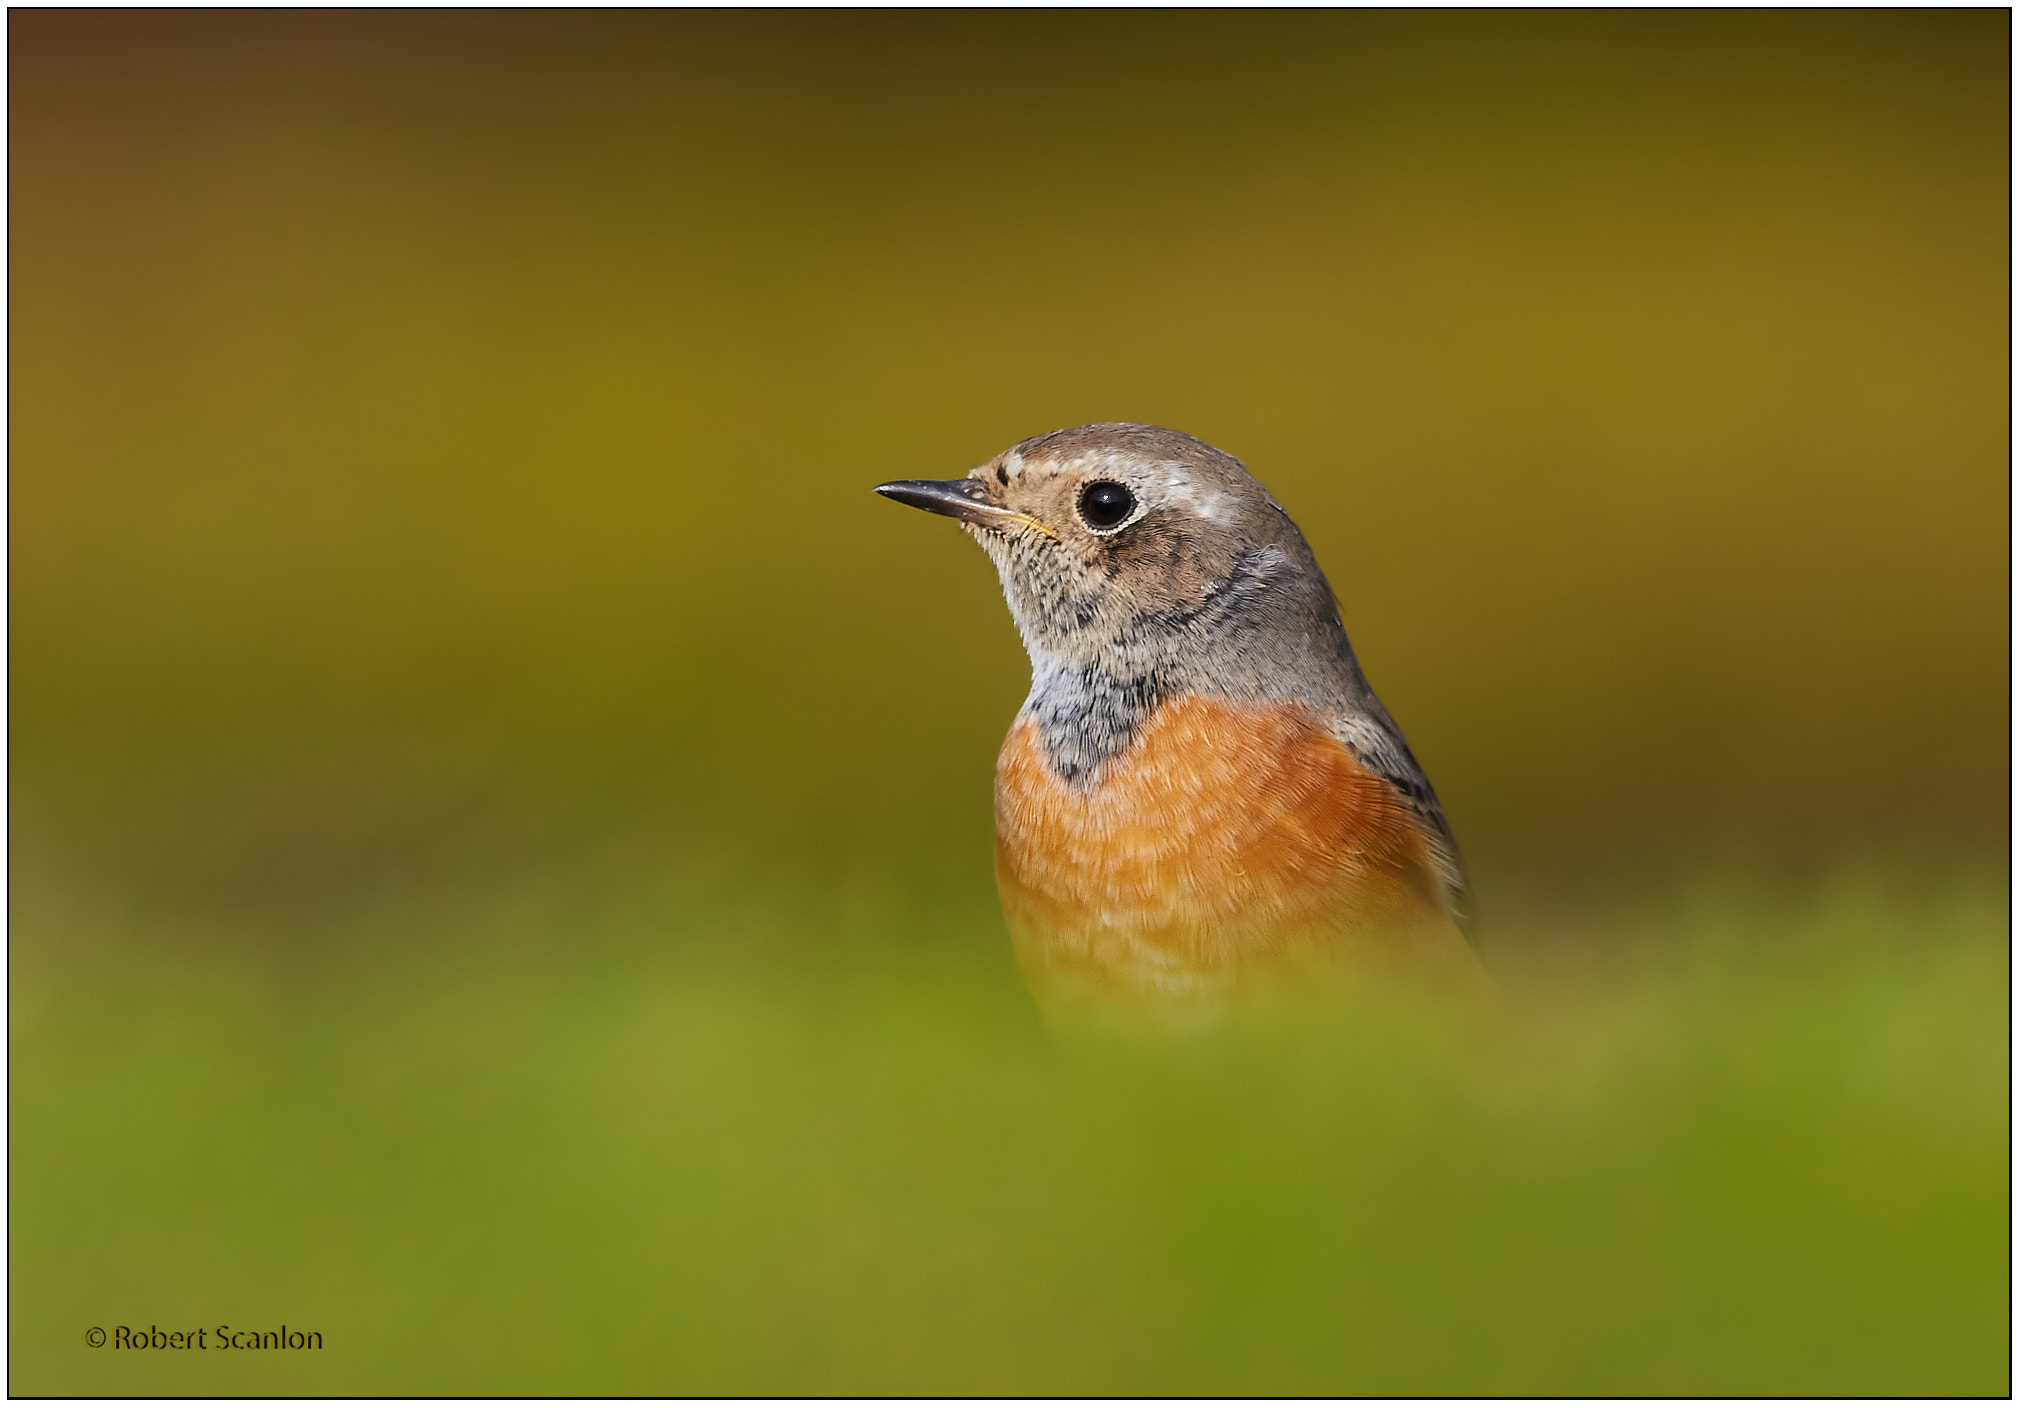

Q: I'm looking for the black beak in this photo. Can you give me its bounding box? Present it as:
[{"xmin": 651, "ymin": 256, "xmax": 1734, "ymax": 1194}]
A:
[
  {"xmin": 875, "ymin": 477, "xmax": 1060, "ymax": 540},
  {"xmin": 873, "ymin": 477, "xmax": 1002, "ymax": 525}
]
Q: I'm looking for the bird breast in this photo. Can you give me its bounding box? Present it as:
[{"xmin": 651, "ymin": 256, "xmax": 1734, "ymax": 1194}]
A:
[{"xmin": 994, "ymin": 695, "xmax": 1451, "ymax": 1003}]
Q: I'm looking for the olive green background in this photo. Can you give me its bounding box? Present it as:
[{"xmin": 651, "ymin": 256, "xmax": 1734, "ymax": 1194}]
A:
[{"xmin": 11, "ymin": 11, "xmax": 2009, "ymax": 1395}]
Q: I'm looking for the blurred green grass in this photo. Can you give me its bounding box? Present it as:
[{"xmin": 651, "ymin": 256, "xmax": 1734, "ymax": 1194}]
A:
[{"xmin": 11, "ymin": 869, "xmax": 2007, "ymax": 1395}]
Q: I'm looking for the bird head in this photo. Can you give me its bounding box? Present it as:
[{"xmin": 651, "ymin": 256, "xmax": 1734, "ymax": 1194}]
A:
[{"xmin": 876, "ymin": 422, "xmax": 1333, "ymax": 680}]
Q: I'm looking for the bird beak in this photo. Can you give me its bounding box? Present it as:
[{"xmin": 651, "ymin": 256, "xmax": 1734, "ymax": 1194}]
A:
[{"xmin": 873, "ymin": 478, "xmax": 1059, "ymax": 540}]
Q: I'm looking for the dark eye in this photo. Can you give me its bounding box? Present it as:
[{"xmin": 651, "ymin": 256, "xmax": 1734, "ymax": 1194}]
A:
[{"xmin": 1078, "ymin": 480, "xmax": 1135, "ymax": 530}]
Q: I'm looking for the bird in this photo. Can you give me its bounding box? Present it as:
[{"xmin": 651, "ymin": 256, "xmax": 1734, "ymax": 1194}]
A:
[{"xmin": 876, "ymin": 423, "xmax": 1475, "ymax": 1025}]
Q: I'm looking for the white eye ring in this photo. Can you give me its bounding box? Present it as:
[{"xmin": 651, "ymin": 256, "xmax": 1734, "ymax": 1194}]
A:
[{"xmin": 1077, "ymin": 480, "xmax": 1138, "ymax": 533}]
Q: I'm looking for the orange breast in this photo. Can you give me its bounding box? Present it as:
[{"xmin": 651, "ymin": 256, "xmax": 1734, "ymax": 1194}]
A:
[{"xmin": 994, "ymin": 695, "xmax": 1452, "ymax": 1008}]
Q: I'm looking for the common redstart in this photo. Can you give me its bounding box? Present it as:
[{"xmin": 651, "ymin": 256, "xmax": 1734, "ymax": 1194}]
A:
[{"xmin": 877, "ymin": 423, "xmax": 1474, "ymax": 1021}]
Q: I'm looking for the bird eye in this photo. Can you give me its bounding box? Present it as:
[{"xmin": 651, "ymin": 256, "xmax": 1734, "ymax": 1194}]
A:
[{"xmin": 1078, "ymin": 481, "xmax": 1135, "ymax": 530}]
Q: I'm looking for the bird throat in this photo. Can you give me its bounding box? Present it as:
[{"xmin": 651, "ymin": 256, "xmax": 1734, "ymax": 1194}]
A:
[{"xmin": 1023, "ymin": 660, "xmax": 1165, "ymax": 787}]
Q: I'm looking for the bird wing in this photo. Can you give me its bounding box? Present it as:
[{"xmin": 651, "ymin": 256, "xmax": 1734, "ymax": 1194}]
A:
[{"xmin": 1329, "ymin": 710, "xmax": 1475, "ymax": 940}]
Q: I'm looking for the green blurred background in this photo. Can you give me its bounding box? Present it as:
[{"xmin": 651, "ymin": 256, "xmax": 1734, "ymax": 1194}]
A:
[{"xmin": 11, "ymin": 10, "xmax": 2008, "ymax": 1394}]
